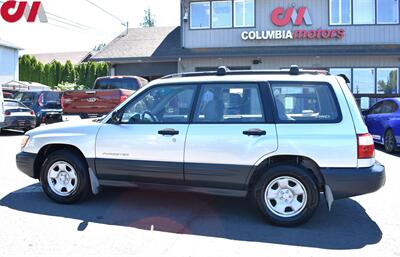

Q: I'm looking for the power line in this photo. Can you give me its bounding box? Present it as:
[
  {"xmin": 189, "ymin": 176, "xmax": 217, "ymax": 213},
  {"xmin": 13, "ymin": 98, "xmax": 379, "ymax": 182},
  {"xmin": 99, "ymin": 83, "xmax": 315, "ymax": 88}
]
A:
[
  {"xmin": 85, "ymin": 0, "xmax": 126, "ymax": 25},
  {"xmin": 46, "ymin": 12, "xmax": 108, "ymax": 35}
]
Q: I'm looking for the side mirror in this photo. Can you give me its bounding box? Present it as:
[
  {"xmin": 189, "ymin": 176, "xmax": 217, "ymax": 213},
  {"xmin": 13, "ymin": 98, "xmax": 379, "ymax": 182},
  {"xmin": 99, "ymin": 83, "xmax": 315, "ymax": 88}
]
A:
[{"xmin": 111, "ymin": 110, "xmax": 122, "ymax": 124}]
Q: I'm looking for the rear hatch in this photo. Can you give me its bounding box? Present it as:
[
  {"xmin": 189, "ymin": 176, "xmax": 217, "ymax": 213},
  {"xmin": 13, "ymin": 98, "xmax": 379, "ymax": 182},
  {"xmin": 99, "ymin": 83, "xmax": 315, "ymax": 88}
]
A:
[
  {"xmin": 62, "ymin": 77, "xmax": 142, "ymax": 117},
  {"xmin": 62, "ymin": 90, "xmax": 127, "ymax": 116},
  {"xmin": 39, "ymin": 91, "xmax": 62, "ymax": 110}
]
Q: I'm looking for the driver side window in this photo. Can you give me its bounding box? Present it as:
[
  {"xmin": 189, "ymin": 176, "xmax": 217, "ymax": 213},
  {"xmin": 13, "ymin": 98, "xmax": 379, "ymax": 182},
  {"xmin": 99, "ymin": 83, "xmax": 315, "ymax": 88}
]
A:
[{"xmin": 120, "ymin": 84, "xmax": 196, "ymax": 124}]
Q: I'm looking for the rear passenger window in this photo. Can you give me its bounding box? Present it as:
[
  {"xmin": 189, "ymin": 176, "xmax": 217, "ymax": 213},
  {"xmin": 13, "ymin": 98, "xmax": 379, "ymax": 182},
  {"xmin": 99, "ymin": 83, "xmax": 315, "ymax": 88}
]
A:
[
  {"xmin": 271, "ymin": 83, "xmax": 341, "ymax": 123},
  {"xmin": 194, "ymin": 84, "xmax": 264, "ymax": 123}
]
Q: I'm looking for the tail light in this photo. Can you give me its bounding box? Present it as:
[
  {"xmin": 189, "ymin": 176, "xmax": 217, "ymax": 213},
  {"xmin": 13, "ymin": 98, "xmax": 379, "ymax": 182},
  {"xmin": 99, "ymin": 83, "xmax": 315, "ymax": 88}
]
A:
[
  {"xmin": 38, "ymin": 93, "xmax": 44, "ymax": 107},
  {"xmin": 357, "ymin": 133, "xmax": 375, "ymax": 159},
  {"xmin": 30, "ymin": 111, "xmax": 35, "ymax": 115},
  {"xmin": 5, "ymin": 110, "xmax": 11, "ymax": 116},
  {"xmin": 119, "ymin": 95, "xmax": 128, "ymax": 103},
  {"xmin": 61, "ymin": 95, "xmax": 65, "ymax": 109}
]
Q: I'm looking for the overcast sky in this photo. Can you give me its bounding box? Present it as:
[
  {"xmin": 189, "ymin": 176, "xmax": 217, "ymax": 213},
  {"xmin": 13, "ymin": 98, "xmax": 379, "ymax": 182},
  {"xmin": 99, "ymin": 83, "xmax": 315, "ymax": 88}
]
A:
[{"xmin": 0, "ymin": 0, "xmax": 180, "ymax": 54}]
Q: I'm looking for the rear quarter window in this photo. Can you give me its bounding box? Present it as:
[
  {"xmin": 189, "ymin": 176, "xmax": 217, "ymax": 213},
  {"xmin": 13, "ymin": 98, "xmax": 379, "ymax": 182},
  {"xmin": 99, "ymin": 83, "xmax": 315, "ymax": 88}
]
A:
[
  {"xmin": 94, "ymin": 78, "xmax": 140, "ymax": 90},
  {"xmin": 270, "ymin": 82, "xmax": 342, "ymax": 123}
]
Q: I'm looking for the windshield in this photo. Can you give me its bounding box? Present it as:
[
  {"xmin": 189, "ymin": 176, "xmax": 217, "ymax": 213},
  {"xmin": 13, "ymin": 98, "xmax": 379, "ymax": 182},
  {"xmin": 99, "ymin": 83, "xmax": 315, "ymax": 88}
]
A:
[
  {"xmin": 94, "ymin": 77, "xmax": 140, "ymax": 90},
  {"xmin": 4, "ymin": 101, "xmax": 27, "ymax": 108},
  {"xmin": 14, "ymin": 92, "xmax": 36, "ymax": 103}
]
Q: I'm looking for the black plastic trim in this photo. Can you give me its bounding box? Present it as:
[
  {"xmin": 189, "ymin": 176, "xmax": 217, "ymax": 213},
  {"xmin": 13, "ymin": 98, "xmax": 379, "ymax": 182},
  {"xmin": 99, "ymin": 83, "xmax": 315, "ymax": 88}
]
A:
[
  {"xmin": 184, "ymin": 162, "xmax": 252, "ymax": 189},
  {"xmin": 95, "ymin": 158, "xmax": 184, "ymax": 183},
  {"xmin": 16, "ymin": 152, "xmax": 37, "ymax": 178},
  {"xmin": 99, "ymin": 179, "xmax": 247, "ymax": 197},
  {"xmin": 321, "ymin": 162, "xmax": 386, "ymax": 199}
]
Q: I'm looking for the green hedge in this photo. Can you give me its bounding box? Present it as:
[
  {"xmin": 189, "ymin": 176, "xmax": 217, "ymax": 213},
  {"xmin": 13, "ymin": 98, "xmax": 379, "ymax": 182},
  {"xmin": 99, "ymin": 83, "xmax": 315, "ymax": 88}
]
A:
[{"xmin": 19, "ymin": 55, "xmax": 108, "ymax": 90}]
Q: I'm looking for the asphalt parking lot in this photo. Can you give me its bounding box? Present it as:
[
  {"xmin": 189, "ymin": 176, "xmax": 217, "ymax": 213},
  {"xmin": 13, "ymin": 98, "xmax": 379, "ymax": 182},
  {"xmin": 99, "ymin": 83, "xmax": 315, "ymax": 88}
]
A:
[{"xmin": 0, "ymin": 129, "xmax": 399, "ymax": 257}]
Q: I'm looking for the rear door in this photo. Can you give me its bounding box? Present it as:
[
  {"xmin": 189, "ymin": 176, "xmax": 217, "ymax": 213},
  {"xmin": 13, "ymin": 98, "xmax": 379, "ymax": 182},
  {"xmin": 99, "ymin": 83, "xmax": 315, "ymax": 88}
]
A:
[
  {"xmin": 184, "ymin": 83, "xmax": 278, "ymax": 190},
  {"xmin": 270, "ymin": 81, "xmax": 357, "ymax": 168}
]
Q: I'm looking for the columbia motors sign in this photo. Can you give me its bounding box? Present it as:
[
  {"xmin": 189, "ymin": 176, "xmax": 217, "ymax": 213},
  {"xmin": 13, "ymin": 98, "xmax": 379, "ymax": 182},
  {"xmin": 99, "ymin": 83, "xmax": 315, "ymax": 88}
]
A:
[
  {"xmin": 0, "ymin": 1, "xmax": 47, "ymax": 23},
  {"xmin": 241, "ymin": 6, "xmax": 345, "ymax": 41}
]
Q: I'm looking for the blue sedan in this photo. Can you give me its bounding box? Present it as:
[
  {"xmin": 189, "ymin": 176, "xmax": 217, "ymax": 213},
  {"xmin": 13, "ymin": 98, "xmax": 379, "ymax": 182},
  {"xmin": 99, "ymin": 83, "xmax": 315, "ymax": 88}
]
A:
[{"xmin": 364, "ymin": 98, "xmax": 400, "ymax": 153}]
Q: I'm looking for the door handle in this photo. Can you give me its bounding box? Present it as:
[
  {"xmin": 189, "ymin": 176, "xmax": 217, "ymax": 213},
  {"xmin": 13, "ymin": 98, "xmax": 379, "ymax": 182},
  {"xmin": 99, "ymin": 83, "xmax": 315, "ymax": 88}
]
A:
[
  {"xmin": 243, "ymin": 129, "xmax": 266, "ymax": 136},
  {"xmin": 158, "ymin": 128, "xmax": 179, "ymax": 136}
]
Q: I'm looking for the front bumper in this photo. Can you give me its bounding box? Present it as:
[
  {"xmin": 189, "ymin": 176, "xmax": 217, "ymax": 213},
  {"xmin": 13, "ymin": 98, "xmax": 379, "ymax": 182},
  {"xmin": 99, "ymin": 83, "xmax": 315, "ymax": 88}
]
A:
[
  {"xmin": 16, "ymin": 152, "xmax": 37, "ymax": 178},
  {"xmin": 321, "ymin": 162, "xmax": 385, "ymax": 200}
]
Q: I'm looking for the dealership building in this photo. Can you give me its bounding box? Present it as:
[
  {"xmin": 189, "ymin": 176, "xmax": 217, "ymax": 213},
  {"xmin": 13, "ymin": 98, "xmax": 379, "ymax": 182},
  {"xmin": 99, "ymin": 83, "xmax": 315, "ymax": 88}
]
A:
[{"xmin": 92, "ymin": 0, "xmax": 400, "ymax": 108}]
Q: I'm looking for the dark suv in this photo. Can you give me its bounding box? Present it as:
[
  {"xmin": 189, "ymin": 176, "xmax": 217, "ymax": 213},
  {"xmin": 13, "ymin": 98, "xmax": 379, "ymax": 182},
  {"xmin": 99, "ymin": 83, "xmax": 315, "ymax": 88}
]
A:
[{"xmin": 14, "ymin": 91, "xmax": 63, "ymax": 126}]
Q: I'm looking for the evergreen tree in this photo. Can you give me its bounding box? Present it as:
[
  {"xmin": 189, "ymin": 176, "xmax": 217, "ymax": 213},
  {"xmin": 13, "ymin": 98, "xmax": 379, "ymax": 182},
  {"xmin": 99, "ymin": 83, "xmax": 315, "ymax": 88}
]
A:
[
  {"xmin": 86, "ymin": 62, "xmax": 97, "ymax": 89},
  {"xmin": 62, "ymin": 60, "xmax": 76, "ymax": 83},
  {"xmin": 43, "ymin": 64, "xmax": 51, "ymax": 86},
  {"xmin": 48, "ymin": 63, "xmax": 58, "ymax": 89},
  {"xmin": 30, "ymin": 57, "xmax": 40, "ymax": 82},
  {"xmin": 140, "ymin": 8, "xmax": 155, "ymax": 27},
  {"xmin": 36, "ymin": 62, "xmax": 45, "ymax": 85},
  {"xmin": 54, "ymin": 61, "xmax": 63, "ymax": 86}
]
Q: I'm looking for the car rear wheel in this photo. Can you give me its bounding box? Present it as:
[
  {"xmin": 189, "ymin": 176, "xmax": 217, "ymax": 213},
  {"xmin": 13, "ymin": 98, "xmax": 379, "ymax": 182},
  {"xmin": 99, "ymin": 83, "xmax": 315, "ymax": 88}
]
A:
[
  {"xmin": 253, "ymin": 165, "xmax": 319, "ymax": 226},
  {"xmin": 384, "ymin": 129, "xmax": 397, "ymax": 153},
  {"xmin": 40, "ymin": 150, "xmax": 92, "ymax": 204}
]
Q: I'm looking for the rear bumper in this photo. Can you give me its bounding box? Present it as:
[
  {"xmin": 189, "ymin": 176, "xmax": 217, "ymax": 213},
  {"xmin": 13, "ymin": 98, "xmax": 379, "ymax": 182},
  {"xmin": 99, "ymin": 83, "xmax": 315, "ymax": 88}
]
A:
[
  {"xmin": 321, "ymin": 162, "xmax": 385, "ymax": 200},
  {"xmin": 16, "ymin": 152, "xmax": 37, "ymax": 178},
  {"xmin": 38, "ymin": 111, "xmax": 63, "ymax": 124},
  {"xmin": 0, "ymin": 116, "xmax": 36, "ymax": 129}
]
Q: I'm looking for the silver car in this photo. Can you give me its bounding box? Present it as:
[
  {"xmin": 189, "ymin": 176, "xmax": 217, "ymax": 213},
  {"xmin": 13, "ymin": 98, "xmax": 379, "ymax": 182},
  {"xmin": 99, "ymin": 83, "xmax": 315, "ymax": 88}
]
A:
[{"xmin": 16, "ymin": 66, "xmax": 385, "ymax": 226}]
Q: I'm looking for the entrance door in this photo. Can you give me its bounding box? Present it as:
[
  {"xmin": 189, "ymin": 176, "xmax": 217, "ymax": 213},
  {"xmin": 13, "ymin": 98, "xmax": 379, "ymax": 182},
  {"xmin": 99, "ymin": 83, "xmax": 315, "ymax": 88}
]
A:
[
  {"xmin": 95, "ymin": 84, "xmax": 197, "ymax": 184},
  {"xmin": 184, "ymin": 83, "xmax": 278, "ymax": 189}
]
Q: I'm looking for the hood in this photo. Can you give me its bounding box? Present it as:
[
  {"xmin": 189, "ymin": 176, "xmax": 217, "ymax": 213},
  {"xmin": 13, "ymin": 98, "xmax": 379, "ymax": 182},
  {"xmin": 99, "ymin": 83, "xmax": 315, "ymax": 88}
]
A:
[{"xmin": 26, "ymin": 119, "xmax": 103, "ymax": 137}]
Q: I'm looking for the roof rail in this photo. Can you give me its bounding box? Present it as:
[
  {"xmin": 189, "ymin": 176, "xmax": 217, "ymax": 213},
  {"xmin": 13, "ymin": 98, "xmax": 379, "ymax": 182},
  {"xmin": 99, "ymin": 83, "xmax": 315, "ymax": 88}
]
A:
[{"xmin": 161, "ymin": 65, "xmax": 330, "ymax": 79}]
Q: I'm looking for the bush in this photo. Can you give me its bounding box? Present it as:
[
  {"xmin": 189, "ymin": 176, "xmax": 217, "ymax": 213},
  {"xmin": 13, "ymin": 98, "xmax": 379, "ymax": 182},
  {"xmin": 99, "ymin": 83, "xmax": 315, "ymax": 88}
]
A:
[{"xmin": 18, "ymin": 55, "xmax": 108, "ymax": 90}]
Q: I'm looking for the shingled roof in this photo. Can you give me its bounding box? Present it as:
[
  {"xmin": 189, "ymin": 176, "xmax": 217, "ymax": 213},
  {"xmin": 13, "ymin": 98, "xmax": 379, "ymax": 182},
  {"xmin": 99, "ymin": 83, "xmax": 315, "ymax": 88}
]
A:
[
  {"xmin": 32, "ymin": 51, "xmax": 92, "ymax": 65},
  {"xmin": 91, "ymin": 26, "xmax": 182, "ymax": 62},
  {"xmin": 91, "ymin": 26, "xmax": 400, "ymax": 62}
]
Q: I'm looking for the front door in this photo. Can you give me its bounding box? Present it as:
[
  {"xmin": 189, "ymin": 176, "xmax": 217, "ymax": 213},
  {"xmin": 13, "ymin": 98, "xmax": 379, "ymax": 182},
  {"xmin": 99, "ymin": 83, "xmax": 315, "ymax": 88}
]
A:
[
  {"xmin": 184, "ymin": 83, "xmax": 278, "ymax": 190},
  {"xmin": 95, "ymin": 84, "xmax": 197, "ymax": 184}
]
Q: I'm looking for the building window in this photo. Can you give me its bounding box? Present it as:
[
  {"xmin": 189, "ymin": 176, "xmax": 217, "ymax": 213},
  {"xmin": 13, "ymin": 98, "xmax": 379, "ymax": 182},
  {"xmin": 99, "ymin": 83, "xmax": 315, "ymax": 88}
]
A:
[
  {"xmin": 212, "ymin": 1, "xmax": 233, "ymax": 28},
  {"xmin": 353, "ymin": 0, "xmax": 376, "ymax": 24},
  {"xmin": 190, "ymin": 2, "xmax": 211, "ymax": 29},
  {"xmin": 234, "ymin": 0, "xmax": 255, "ymax": 27},
  {"xmin": 377, "ymin": 68, "xmax": 399, "ymax": 94},
  {"xmin": 330, "ymin": 68, "xmax": 352, "ymax": 89},
  {"xmin": 330, "ymin": 0, "xmax": 352, "ymax": 25},
  {"xmin": 377, "ymin": 0, "xmax": 399, "ymax": 24},
  {"xmin": 353, "ymin": 68, "xmax": 375, "ymax": 94}
]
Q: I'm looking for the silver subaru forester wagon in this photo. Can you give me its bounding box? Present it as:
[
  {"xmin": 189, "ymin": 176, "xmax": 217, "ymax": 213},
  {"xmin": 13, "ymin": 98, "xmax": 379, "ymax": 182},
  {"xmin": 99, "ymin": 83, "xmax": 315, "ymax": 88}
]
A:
[{"xmin": 16, "ymin": 66, "xmax": 385, "ymax": 226}]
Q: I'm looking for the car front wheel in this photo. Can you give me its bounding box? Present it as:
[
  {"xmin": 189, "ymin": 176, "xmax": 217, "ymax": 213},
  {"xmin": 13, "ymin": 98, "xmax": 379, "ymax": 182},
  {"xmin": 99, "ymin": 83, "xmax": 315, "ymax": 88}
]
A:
[
  {"xmin": 253, "ymin": 165, "xmax": 320, "ymax": 226},
  {"xmin": 40, "ymin": 150, "xmax": 92, "ymax": 204}
]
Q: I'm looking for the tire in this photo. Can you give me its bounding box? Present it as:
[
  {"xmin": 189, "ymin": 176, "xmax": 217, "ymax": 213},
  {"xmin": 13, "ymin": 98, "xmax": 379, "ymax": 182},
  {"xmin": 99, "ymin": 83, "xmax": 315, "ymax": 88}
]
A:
[
  {"xmin": 253, "ymin": 165, "xmax": 320, "ymax": 227},
  {"xmin": 40, "ymin": 150, "xmax": 92, "ymax": 204},
  {"xmin": 384, "ymin": 129, "xmax": 397, "ymax": 153}
]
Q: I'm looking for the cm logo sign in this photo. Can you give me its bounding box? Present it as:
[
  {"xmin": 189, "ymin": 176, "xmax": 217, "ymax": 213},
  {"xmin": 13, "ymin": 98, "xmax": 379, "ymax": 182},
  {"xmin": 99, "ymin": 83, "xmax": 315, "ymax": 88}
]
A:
[
  {"xmin": 0, "ymin": 1, "xmax": 47, "ymax": 23},
  {"xmin": 271, "ymin": 7, "xmax": 312, "ymax": 26}
]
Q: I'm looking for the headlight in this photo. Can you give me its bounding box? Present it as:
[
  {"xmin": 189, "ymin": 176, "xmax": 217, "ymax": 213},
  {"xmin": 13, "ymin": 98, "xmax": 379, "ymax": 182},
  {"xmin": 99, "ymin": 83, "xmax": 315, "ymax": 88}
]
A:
[{"xmin": 21, "ymin": 135, "xmax": 30, "ymax": 149}]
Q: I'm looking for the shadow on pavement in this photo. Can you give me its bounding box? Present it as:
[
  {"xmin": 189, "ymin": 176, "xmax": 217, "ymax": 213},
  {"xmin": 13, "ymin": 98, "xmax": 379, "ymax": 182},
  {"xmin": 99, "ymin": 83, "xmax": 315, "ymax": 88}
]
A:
[
  {"xmin": 376, "ymin": 144, "xmax": 400, "ymax": 157},
  {"xmin": 0, "ymin": 130, "xmax": 24, "ymax": 137},
  {"xmin": 0, "ymin": 184, "xmax": 382, "ymax": 250}
]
